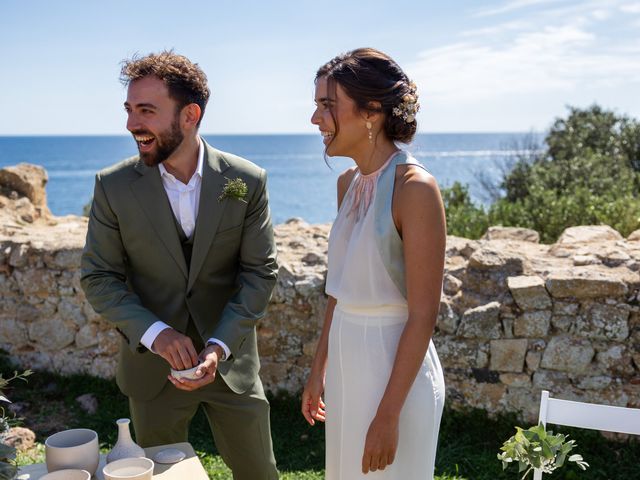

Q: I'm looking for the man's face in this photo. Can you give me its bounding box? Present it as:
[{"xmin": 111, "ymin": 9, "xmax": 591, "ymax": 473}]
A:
[{"xmin": 125, "ymin": 76, "xmax": 184, "ymax": 166}]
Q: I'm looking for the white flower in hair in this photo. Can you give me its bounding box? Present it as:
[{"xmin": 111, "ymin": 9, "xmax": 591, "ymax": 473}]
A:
[{"xmin": 392, "ymin": 81, "xmax": 420, "ymax": 123}]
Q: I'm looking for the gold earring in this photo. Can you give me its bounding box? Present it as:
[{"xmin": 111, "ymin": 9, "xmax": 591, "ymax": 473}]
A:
[{"xmin": 366, "ymin": 121, "xmax": 373, "ymax": 143}]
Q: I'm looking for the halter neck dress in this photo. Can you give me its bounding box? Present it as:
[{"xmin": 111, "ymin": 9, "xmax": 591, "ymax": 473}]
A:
[{"xmin": 324, "ymin": 151, "xmax": 445, "ymax": 479}]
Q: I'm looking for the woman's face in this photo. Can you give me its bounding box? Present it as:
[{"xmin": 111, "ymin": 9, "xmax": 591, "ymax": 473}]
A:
[{"xmin": 311, "ymin": 76, "xmax": 368, "ymax": 158}]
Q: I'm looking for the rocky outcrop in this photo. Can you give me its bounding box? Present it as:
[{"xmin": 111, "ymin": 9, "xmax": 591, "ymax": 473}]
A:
[{"xmin": 1, "ymin": 164, "xmax": 639, "ymax": 422}]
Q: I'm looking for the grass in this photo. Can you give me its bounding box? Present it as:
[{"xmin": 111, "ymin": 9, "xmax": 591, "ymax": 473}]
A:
[{"xmin": 2, "ymin": 353, "xmax": 639, "ymax": 479}]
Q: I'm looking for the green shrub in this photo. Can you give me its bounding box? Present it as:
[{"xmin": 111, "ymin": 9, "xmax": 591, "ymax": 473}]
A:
[
  {"xmin": 453, "ymin": 105, "xmax": 640, "ymax": 242},
  {"xmin": 441, "ymin": 182, "xmax": 489, "ymax": 239}
]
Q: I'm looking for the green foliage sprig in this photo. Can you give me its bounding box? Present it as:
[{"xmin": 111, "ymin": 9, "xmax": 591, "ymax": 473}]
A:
[
  {"xmin": 1, "ymin": 369, "xmax": 33, "ymax": 480},
  {"xmin": 219, "ymin": 177, "xmax": 248, "ymax": 203},
  {"xmin": 498, "ymin": 424, "xmax": 588, "ymax": 479}
]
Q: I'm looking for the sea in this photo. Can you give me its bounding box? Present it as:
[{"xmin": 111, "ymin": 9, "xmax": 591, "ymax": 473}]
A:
[{"xmin": 0, "ymin": 133, "xmax": 542, "ymax": 225}]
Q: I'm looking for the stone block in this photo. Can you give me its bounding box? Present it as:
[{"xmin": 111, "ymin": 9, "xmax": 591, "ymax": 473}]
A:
[
  {"xmin": 57, "ymin": 298, "xmax": 87, "ymax": 327},
  {"xmin": 0, "ymin": 318, "xmax": 29, "ymax": 347},
  {"xmin": 28, "ymin": 317, "xmax": 75, "ymax": 350},
  {"xmin": 499, "ymin": 373, "xmax": 532, "ymax": 388},
  {"xmin": 541, "ymin": 336, "xmax": 595, "ymax": 373},
  {"xmin": 446, "ymin": 236, "xmax": 479, "ymax": 258},
  {"xmin": 514, "ymin": 311, "xmax": 551, "ymax": 337},
  {"xmin": 525, "ymin": 351, "xmax": 542, "ymax": 371},
  {"xmin": 482, "ymin": 226, "xmax": 540, "ymax": 243},
  {"xmin": 8, "ymin": 244, "xmax": 29, "ymax": 268},
  {"xmin": 551, "ymin": 315, "xmax": 574, "ymax": 332},
  {"xmin": 75, "ymin": 324, "xmax": 99, "ymax": 349},
  {"xmin": 302, "ymin": 339, "xmax": 318, "ymax": 357},
  {"xmin": 507, "ymin": 275, "xmax": 552, "ymax": 310},
  {"xmin": 460, "ymin": 381, "xmax": 507, "ymax": 412},
  {"xmin": 546, "ymin": 270, "xmax": 627, "ymax": 299},
  {"xmin": 434, "ymin": 337, "xmax": 488, "ymax": 368},
  {"xmin": 436, "ymin": 299, "xmax": 459, "ymax": 334},
  {"xmin": 13, "ymin": 268, "xmax": 59, "ymax": 296},
  {"xmin": 576, "ymin": 375, "xmax": 612, "ymax": 390},
  {"xmin": 533, "ymin": 369, "xmax": 570, "ymax": 391},
  {"xmin": 573, "ymin": 254, "xmax": 600, "ymax": 266},
  {"xmin": 96, "ymin": 329, "xmax": 121, "ymax": 356},
  {"xmin": 553, "ymin": 301, "xmax": 579, "ymax": 316},
  {"xmin": 443, "ymin": 274, "xmax": 462, "ymax": 295},
  {"xmin": 501, "ymin": 316, "xmax": 514, "ymax": 338},
  {"xmin": 43, "ymin": 248, "xmax": 82, "ymax": 269},
  {"xmin": 503, "ymin": 387, "xmax": 539, "ymax": 423},
  {"xmin": 596, "ymin": 345, "xmax": 635, "ymax": 376},
  {"xmin": 2, "ymin": 427, "xmax": 35, "ymax": 452},
  {"xmin": 490, "ymin": 339, "xmax": 528, "ymax": 372},
  {"xmin": 468, "ymin": 247, "xmax": 526, "ymax": 274},
  {"xmin": 457, "ymin": 302, "xmax": 501, "ymax": 339},
  {"xmin": 557, "ymin": 225, "xmax": 623, "ymax": 243},
  {"xmin": 573, "ymin": 303, "xmax": 630, "ymax": 341}
]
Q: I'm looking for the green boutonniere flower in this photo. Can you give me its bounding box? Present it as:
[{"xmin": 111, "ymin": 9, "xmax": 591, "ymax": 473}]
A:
[{"xmin": 219, "ymin": 177, "xmax": 248, "ymax": 203}]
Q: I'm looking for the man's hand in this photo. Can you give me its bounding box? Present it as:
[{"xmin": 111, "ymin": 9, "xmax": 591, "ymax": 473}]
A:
[
  {"xmin": 168, "ymin": 343, "xmax": 223, "ymax": 392},
  {"xmin": 152, "ymin": 329, "xmax": 199, "ymax": 371}
]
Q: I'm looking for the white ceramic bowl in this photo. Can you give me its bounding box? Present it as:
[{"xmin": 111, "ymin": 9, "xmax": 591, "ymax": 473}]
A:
[
  {"xmin": 170, "ymin": 365, "xmax": 204, "ymax": 380},
  {"xmin": 103, "ymin": 457, "xmax": 154, "ymax": 480},
  {"xmin": 45, "ymin": 428, "xmax": 99, "ymax": 475},
  {"xmin": 40, "ymin": 469, "xmax": 91, "ymax": 480}
]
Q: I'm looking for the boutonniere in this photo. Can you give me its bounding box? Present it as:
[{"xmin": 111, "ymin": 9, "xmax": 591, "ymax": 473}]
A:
[{"xmin": 218, "ymin": 177, "xmax": 248, "ymax": 203}]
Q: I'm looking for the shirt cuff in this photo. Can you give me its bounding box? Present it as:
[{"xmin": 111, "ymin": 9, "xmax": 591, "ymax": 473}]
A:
[
  {"xmin": 140, "ymin": 321, "xmax": 172, "ymax": 353},
  {"xmin": 206, "ymin": 338, "xmax": 230, "ymax": 361}
]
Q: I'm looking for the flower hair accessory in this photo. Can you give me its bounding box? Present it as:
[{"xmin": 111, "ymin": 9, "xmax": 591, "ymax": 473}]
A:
[
  {"xmin": 219, "ymin": 177, "xmax": 248, "ymax": 203},
  {"xmin": 392, "ymin": 81, "xmax": 420, "ymax": 123}
]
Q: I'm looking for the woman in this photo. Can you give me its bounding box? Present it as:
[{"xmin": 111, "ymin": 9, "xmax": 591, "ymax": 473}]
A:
[{"xmin": 301, "ymin": 48, "xmax": 446, "ymax": 479}]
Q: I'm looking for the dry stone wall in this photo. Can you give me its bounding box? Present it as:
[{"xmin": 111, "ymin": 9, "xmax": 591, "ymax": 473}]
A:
[{"xmin": 1, "ymin": 164, "xmax": 640, "ymax": 422}]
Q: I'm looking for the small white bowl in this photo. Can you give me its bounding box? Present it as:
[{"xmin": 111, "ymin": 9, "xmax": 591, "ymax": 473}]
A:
[
  {"xmin": 41, "ymin": 469, "xmax": 91, "ymax": 480},
  {"xmin": 45, "ymin": 428, "xmax": 99, "ymax": 475},
  {"xmin": 170, "ymin": 365, "xmax": 204, "ymax": 380},
  {"xmin": 103, "ymin": 457, "xmax": 154, "ymax": 480}
]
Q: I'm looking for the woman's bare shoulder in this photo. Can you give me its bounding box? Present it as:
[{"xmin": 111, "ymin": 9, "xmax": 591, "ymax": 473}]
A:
[{"xmin": 395, "ymin": 163, "xmax": 440, "ymax": 199}]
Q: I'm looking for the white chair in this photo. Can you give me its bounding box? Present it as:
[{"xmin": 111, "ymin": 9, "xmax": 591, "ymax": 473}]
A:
[{"xmin": 533, "ymin": 389, "xmax": 640, "ymax": 479}]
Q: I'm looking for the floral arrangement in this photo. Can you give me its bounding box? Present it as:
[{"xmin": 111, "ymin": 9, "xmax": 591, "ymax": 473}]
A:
[
  {"xmin": 392, "ymin": 81, "xmax": 420, "ymax": 123},
  {"xmin": 1, "ymin": 369, "xmax": 32, "ymax": 480},
  {"xmin": 219, "ymin": 177, "xmax": 248, "ymax": 203},
  {"xmin": 498, "ymin": 423, "xmax": 589, "ymax": 479}
]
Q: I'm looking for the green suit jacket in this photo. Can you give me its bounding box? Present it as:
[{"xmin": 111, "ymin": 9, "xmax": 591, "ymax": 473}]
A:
[{"xmin": 80, "ymin": 140, "xmax": 278, "ymax": 401}]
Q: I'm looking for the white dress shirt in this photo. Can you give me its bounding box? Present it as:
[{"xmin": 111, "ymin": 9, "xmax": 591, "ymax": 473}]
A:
[{"xmin": 139, "ymin": 138, "xmax": 230, "ymax": 361}]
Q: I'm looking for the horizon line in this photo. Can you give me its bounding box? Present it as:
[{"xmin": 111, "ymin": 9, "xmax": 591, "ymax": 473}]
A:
[{"xmin": 0, "ymin": 130, "xmax": 544, "ymax": 138}]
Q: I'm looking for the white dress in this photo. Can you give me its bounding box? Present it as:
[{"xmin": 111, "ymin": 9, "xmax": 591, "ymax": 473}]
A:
[{"xmin": 325, "ymin": 153, "xmax": 445, "ymax": 479}]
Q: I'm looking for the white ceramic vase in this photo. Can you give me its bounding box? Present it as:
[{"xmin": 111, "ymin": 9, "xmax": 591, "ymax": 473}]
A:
[{"xmin": 106, "ymin": 418, "xmax": 145, "ymax": 463}]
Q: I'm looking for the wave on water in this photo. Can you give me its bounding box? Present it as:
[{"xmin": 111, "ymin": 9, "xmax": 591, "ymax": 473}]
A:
[
  {"xmin": 413, "ymin": 149, "xmax": 542, "ymax": 158},
  {"xmin": 48, "ymin": 169, "xmax": 98, "ymax": 178}
]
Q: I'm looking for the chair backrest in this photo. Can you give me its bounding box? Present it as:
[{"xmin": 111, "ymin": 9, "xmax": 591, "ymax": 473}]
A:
[{"xmin": 533, "ymin": 390, "xmax": 640, "ymax": 480}]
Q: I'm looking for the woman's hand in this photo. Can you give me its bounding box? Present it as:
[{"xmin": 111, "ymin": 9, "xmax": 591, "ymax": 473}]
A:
[
  {"xmin": 361, "ymin": 414, "xmax": 399, "ymax": 474},
  {"xmin": 301, "ymin": 372, "xmax": 326, "ymax": 426}
]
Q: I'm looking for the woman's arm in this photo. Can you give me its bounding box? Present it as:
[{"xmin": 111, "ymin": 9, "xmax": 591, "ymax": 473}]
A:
[
  {"xmin": 301, "ymin": 167, "xmax": 357, "ymax": 426},
  {"xmin": 361, "ymin": 164, "xmax": 446, "ymax": 473}
]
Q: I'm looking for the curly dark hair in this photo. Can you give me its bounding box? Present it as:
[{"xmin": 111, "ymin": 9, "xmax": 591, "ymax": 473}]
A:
[
  {"xmin": 120, "ymin": 51, "xmax": 210, "ymax": 127},
  {"xmin": 316, "ymin": 48, "xmax": 418, "ymax": 144}
]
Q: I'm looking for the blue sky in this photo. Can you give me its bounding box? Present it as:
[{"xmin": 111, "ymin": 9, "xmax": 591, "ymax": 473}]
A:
[{"xmin": 1, "ymin": 0, "xmax": 638, "ymax": 135}]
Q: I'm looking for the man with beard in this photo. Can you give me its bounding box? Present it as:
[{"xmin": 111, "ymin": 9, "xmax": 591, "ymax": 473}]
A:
[{"xmin": 80, "ymin": 51, "xmax": 279, "ymax": 479}]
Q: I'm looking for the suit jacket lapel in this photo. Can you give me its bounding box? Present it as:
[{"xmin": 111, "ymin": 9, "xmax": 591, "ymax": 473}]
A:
[
  {"xmin": 188, "ymin": 141, "xmax": 230, "ymax": 291},
  {"xmin": 131, "ymin": 161, "xmax": 189, "ymax": 279}
]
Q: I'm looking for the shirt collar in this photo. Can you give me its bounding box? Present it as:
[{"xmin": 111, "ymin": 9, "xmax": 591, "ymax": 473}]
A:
[{"xmin": 158, "ymin": 137, "xmax": 204, "ymax": 183}]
